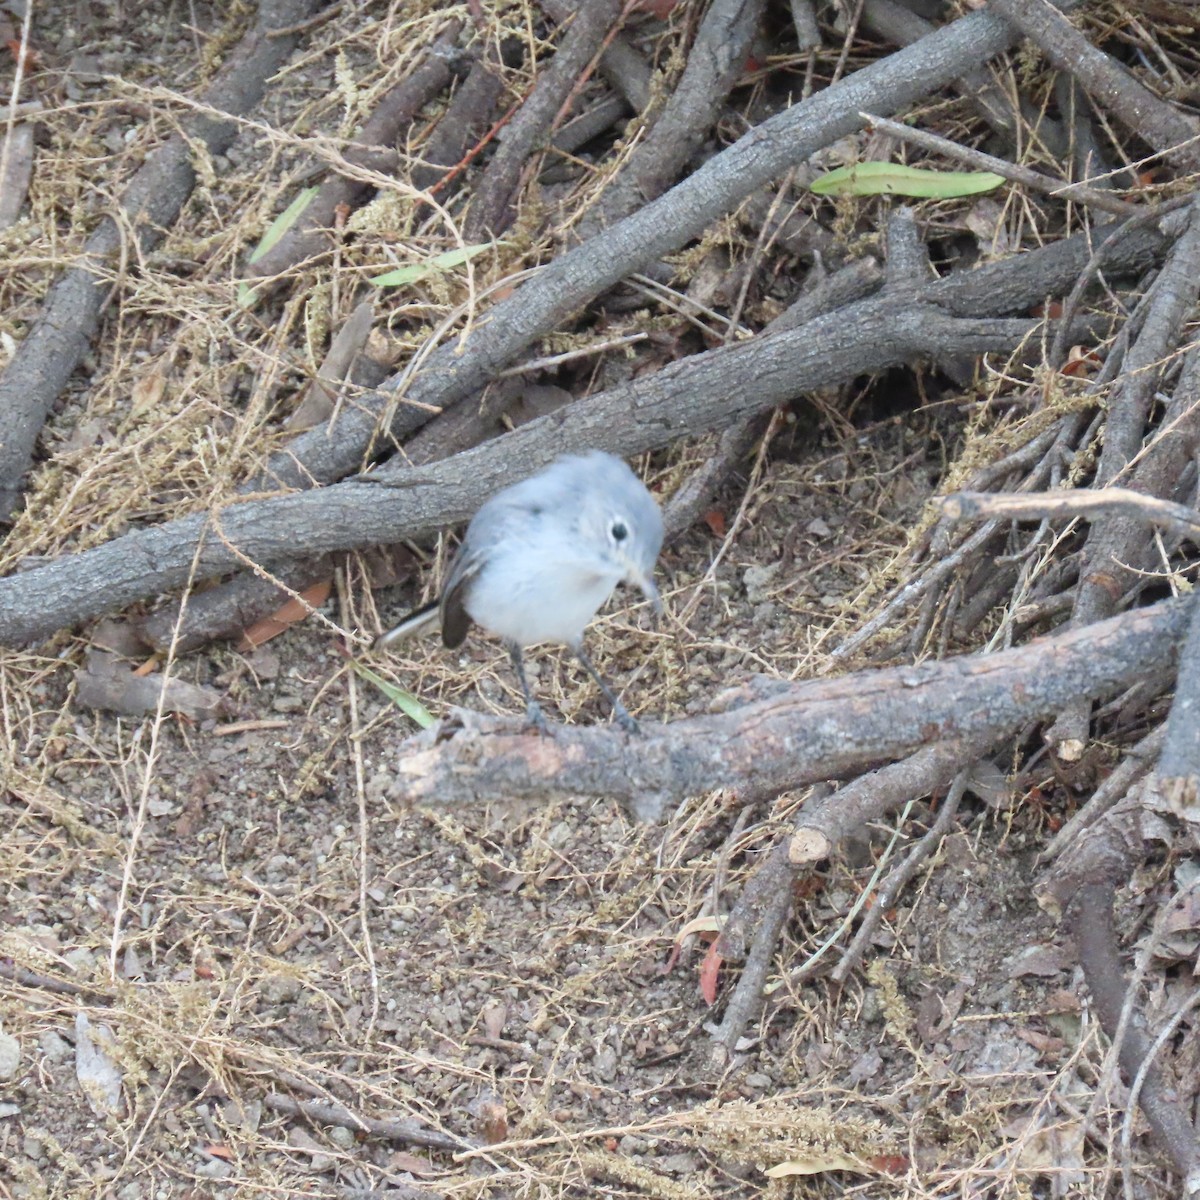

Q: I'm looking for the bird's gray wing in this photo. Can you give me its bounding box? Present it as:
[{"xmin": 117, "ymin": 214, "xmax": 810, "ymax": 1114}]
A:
[{"xmin": 439, "ymin": 543, "xmax": 485, "ymax": 649}]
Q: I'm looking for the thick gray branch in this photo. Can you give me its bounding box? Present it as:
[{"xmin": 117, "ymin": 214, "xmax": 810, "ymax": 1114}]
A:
[
  {"xmin": 0, "ymin": 212, "xmax": 1172, "ymax": 646},
  {"xmin": 385, "ymin": 598, "xmax": 1189, "ymax": 822}
]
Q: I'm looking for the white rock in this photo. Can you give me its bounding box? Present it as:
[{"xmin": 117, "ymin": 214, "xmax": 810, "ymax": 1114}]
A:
[{"xmin": 0, "ymin": 1029, "xmax": 20, "ymax": 1081}]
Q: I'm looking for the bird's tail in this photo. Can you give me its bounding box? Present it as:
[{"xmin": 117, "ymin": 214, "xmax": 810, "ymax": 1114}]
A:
[{"xmin": 375, "ymin": 601, "xmax": 440, "ymax": 649}]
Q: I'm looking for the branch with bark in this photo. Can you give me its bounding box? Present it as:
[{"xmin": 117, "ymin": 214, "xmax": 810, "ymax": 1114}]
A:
[
  {"xmin": 0, "ymin": 212, "xmax": 1172, "ymax": 646},
  {"xmin": 385, "ymin": 598, "xmax": 1189, "ymax": 822}
]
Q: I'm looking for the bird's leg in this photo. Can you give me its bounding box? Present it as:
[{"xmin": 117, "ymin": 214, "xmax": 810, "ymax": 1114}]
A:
[
  {"xmin": 572, "ymin": 644, "xmax": 640, "ymax": 734},
  {"xmin": 507, "ymin": 642, "xmax": 550, "ymax": 734}
]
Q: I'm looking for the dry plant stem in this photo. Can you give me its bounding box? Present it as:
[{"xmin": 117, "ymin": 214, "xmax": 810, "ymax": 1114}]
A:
[
  {"xmin": 384, "ymin": 598, "xmax": 1189, "ymax": 822},
  {"xmin": 109, "ymin": 534, "xmax": 209, "ymax": 978},
  {"xmin": 338, "ymin": 571, "xmax": 380, "ymax": 1038},
  {"xmin": 3, "ymin": 211, "xmax": 1152, "ymax": 645},
  {"xmin": 663, "ymin": 420, "xmax": 765, "ymax": 543},
  {"xmin": 1041, "ymin": 725, "xmax": 1164, "ymax": 862},
  {"xmin": 0, "ymin": 0, "xmax": 326, "ymax": 518},
  {"xmin": 832, "ymin": 517, "xmax": 1002, "ymax": 662},
  {"xmin": 746, "ymin": 739, "xmax": 995, "ymax": 1002},
  {"xmin": 262, "ymin": 1092, "xmax": 471, "ymax": 1152},
  {"xmin": 582, "ymin": 0, "xmax": 767, "ymax": 233},
  {"xmin": 941, "ymin": 487, "xmax": 1200, "ymax": 540},
  {"xmin": 1048, "ymin": 201, "xmax": 1191, "ymax": 370},
  {"xmin": 1049, "ymin": 195, "xmax": 1200, "ymax": 754},
  {"xmin": 138, "ymin": 310, "xmax": 380, "ymax": 648},
  {"xmin": 987, "ymin": 0, "xmax": 1200, "ymax": 172},
  {"xmin": 1070, "ymin": 884, "xmax": 1200, "ymax": 1184},
  {"xmin": 339, "ymin": 1186, "xmax": 441, "ymax": 1200},
  {"xmin": 464, "ymin": 0, "xmax": 625, "ymax": 240},
  {"xmin": 1157, "ymin": 593, "xmax": 1200, "ymax": 807},
  {"xmin": 0, "ymin": 960, "xmax": 107, "ymax": 999},
  {"xmin": 0, "ymin": 10, "xmax": 34, "ymax": 232},
  {"xmin": 738, "ymin": 187, "xmax": 836, "ymax": 264},
  {"xmin": 710, "ymin": 840, "xmax": 795, "ymax": 1059},
  {"xmin": 830, "ymin": 771, "xmax": 969, "ymax": 984},
  {"xmin": 248, "ymin": 19, "xmax": 464, "ymax": 282},
  {"xmin": 862, "ymin": 112, "xmax": 1140, "ymax": 218},
  {"xmin": 257, "ymin": 1, "xmax": 1041, "ymax": 492},
  {"xmin": 838, "ymin": 403, "xmax": 1097, "ymax": 664},
  {"xmin": 1055, "ymin": 73, "xmax": 1125, "ymax": 193}
]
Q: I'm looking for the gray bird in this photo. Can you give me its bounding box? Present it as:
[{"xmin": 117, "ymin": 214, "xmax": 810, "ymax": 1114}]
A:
[{"xmin": 376, "ymin": 450, "xmax": 664, "ymax": 732}]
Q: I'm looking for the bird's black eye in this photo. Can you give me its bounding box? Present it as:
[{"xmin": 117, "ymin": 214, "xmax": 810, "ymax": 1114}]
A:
[{"xmin": 610, "ymin": 520, "xmax": 628, "ymax": 542}]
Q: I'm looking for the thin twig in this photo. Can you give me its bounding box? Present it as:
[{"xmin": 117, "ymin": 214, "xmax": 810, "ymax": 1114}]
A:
[
  {"xmin": 940, "ymin": 486, "xmax": 1200, "ymax": 539},
  {"xmin": 263, "ymin": 1092, "xmax": 472, "ymax": 1153},
  {"xmin": 830, "ymin": 770, "xmax": 970, "ymax": 983}
]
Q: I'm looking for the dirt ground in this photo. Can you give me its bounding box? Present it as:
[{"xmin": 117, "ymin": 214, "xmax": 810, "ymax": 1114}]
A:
[{"xmin": 0, "ymin": 2, "xmax": 1189, "ymax": 1198}]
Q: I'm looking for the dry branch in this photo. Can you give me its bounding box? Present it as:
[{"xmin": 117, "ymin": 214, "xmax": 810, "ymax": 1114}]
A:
[
  {"xmin": 463, "ymin": 0, "xmax": 625, "ymax": 240},
  {"xmin": 136, "ymin": 555, "xmax": 335, "ymax": 653},
  {"xmin": 0, "ymin": 310, "xmax": 1117, "ymax": 643},
  {"xmin": 580, "ymin": 0, "xmax": 767, "ymax": 234},
  {"xmin": 0, "ymin": 0, "xmax": 327, "ymax": 517},
  {"xmin": 862, "ymin": 112, "xmax": 1139, "ymax": 217},
  {"xmin": 1158, "ymin": 595, "xmax": 1200, "ymax": 807},
  {"xmin": 0, "ymin": 203, "xmax": 1174, "ymax": 646},
  {"xmin": 255, "ymin": 1, "xmax": 1037, "ymax": 492},
  {"xmin": 1049, "ymin": 194, "xmax": 1200, "ymax": 754},
  {"xmin": 262, "ymin": 1092, "xmax": 471, "ymax": 1153},
  {"xmin": 1040, "ymin": 725, "xmax": 1164, "ymax": 861},
  {"xmin": 709, "ymin": 740, "xmax": 991, "ymax": 1056},
  {"xmin": 247, "ymin": 19, "xmax": 465, "ymax": 284},
  {"xmin": 539, "ymin": 0, "xmax": 652, "ymax": 112},
  {"xmin": 709, "ymin": 837, "xmax": 796, "ymax": 1060},
  {"xmin": 829, "ymin": 770, "xmax": 970, "ymax": 984},
  {"xmin": 940, "ymin": 487, "xmax": 1200, "ymax": 540},
  {"xmin": 384, "ymin": 598, "xmax": 1189, "ymax": 822},
  {"xmin": 411, "ymin": 41, "xmax": 516, "ymax": 195},
  {"xmin": 861, "ymin": 0, "xmax": 1069, "ymax": 156},
  {"xmin": 1070, "ymin": 884, "xmax": 1200, "ymax": 1186},
  {"xmin": 988, "ymin": 0, "xmax": 1200, "ymax": 172}
]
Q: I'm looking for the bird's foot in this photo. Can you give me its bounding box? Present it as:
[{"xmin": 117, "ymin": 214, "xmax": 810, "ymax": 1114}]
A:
[
  {"xmin": 614, "ymin": 706, "xmax": 641, "ymax": 736},
  {"xmin": 524, "ymin": 702, "xmax": 553, "ymax": 736}
]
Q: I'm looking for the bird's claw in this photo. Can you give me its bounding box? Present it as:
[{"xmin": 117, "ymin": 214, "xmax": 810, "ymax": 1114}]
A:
[
  {"xmin": 615, "ymin": 710, "xmax": 641, "ymax": 736},
  {"xmin": 524, "ymin": 703, "xmax": 553, "ymax": 737}
]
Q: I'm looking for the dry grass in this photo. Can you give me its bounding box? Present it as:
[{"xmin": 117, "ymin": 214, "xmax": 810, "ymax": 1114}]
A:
[{"xmin": 1, "ymin": 2, "xmax": 1193, "ymax": 1198}]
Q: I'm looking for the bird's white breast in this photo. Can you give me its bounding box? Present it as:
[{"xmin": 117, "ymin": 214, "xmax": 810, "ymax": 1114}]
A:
[{"xmin": 464, "ymin": 546, "xmax": 621, "ymax": 648}]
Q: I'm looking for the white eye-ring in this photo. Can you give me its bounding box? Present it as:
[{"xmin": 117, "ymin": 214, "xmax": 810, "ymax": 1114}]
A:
[{"xmin": 610, "ymin": 519, "xmax": 629, "ymax": 543}]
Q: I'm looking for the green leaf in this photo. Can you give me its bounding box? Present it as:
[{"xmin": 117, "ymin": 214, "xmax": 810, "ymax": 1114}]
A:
[
  {"xmin": 368, "ymin": 241, "xmax": 497, "ymax": 288},
  {"xmin": 247, "ymin": 187, "xmax": 319, "ymax": 265},
  {"xmin": 809, "ymin": 162, "xmax": 1005, "ymax": 198},
  {"xmin": 350, "ymin": 660, "xmax": 436, "ymax": 728}
]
